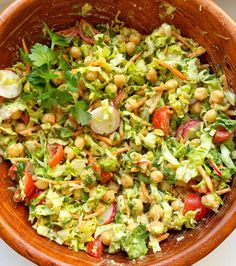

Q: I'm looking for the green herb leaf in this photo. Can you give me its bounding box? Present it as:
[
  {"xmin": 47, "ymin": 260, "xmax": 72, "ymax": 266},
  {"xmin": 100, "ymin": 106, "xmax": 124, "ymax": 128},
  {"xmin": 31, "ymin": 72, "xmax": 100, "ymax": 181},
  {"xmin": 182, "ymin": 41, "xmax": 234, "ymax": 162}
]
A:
[
  {"xmin": 70, "ymin": 100, "xmax": 91, "ymax": 126},
  {"xmin": 28, "ymin": 43, "xmax": 57, "ymax": 67},
  {"xmin": 43, "ymin": 23, "xmax": 72, "ymax": 49},
  {"xmin": 65, "ymin": 70, "xmax": 79, "ymax": 93},
  {"xmin": 16, "ymin": 162, "xmax": 26, "ymax": 179}
]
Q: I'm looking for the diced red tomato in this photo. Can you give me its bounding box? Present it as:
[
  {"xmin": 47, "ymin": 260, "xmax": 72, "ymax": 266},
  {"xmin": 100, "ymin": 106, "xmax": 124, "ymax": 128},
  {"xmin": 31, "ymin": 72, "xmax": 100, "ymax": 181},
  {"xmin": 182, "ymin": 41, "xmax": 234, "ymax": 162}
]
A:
[
  {"xmin": 152, "ymin": 106, "xmax": 172, "ymax": 136},
  {"xmin": 48, "ymin": 144, "xmax": 64, "ymax": 168},
  {"xmin": 8, "ymin": 163, "xmax": 18, "ymax": 180},
  {"xmin": 21, "ymin": 112, "xmax": 30, "ymax": 124},
  {"xmin": 184, "ymin": 193, "xmax": 209, "ymax": 220},
  {"xmin": 24, "ymin": 172, "xmax": 36, "ymax": 198},
  {"xmin": 0, "ymin": 161, "xmax": 10, "ymax": 179},
  {"xmin": 25, "ymin": 189, "xmax": 45, "ymax": 205},
  {"xmin": 0, "ymin": 96, "xmax": 5, "ymax": 104},
  {"xmin": 213, "ymin": 126, "xmax": 232, "ymax": 143},
  {"xmin": 78, "ymin": 19, "xmax": 99, "ymax": 45},
  {"xmin": 101, "ymin": 171, "xmax": 113, "ymax": 183},
  {"xmin": 93, "ymin": 164, "xmax": 102, "ymax": 173},
  {"xmin": 86, "ymin": 237, "xmax": 103, "ymax": 258}
]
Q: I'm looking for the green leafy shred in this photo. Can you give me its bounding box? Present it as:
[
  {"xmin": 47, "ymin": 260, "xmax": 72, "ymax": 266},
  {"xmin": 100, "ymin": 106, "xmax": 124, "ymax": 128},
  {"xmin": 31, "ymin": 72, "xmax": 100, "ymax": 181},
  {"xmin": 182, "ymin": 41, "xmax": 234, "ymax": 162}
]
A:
[{"xmin": 70, "ymin": 100, "xmax": 91, "ymax": 126}]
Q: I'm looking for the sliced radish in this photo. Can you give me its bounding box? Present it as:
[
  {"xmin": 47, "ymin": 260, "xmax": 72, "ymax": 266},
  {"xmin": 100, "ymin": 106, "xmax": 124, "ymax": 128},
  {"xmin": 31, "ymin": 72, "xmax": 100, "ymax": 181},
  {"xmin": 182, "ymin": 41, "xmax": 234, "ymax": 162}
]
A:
[
  {"xmin": 97, "ymin": 202, "xmax": 116, "ymax": 225},
  {"xmin": 0, "ymin": 70, "xmax": 22, "ymax": 99},
  {"xmin": 176, "ymin": 120, "xmax": 202, "ymax": 140},
  {"xmin": 208, "ymin": 160, "xmax": 222, "ymax": 177},
  {"xmin": 90, "ymin": 106, "xmax": 120, "ymax": 135}
]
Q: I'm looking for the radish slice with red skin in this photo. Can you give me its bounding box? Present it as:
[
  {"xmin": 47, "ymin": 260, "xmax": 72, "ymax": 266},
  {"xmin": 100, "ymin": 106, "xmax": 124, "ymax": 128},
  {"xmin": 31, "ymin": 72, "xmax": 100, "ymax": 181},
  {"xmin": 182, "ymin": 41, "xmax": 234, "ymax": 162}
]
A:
[
  {"xmin": 97, "ymin": 202, "xmax": 116, "ymax": 225},
  {"xmin": 0, "ymin": 70, "xmax": 22, "ymax": 99},
  {"xmin": 208, "ymin": 160, "xmax": 222, "ymax": 177},
  {"xmin": 176, "ymin": 120, "xmax": 202, "ymax": 140},
  {"xmin": 90, "ymin": 106, "xmax": 120, "ymax": 135}
]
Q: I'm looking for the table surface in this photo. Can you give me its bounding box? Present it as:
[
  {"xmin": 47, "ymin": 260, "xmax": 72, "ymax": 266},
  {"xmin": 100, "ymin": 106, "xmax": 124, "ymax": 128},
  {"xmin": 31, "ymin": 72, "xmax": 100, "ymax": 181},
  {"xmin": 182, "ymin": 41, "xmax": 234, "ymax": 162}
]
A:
[{"xmin": 0, "ymin": 0, "xmax": 235, "ymax": 265}]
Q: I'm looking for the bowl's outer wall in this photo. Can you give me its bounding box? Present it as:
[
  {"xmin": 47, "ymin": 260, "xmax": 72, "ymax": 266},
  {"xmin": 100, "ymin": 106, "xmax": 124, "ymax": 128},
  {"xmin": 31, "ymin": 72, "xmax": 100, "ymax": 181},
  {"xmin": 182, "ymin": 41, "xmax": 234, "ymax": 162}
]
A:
[{"xmin": 0, "ymin": 0, "xmax": 236, "ymax": 266}]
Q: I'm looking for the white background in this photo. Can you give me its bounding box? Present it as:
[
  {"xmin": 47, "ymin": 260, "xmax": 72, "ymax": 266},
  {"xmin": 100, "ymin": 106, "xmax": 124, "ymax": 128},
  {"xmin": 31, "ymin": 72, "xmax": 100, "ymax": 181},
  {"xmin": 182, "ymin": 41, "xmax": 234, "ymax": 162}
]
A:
[{"xmin": 0, "ymin": 0, "xmax": 235, "ymax": 265}]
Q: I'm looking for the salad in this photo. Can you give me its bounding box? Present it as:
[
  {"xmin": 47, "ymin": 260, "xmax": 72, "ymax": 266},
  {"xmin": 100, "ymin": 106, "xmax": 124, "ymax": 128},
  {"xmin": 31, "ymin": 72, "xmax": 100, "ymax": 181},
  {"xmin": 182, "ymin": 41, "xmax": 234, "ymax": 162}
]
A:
[{"xmin": 0, "ymin": 18, "xmax": 235, "ymax": 259}]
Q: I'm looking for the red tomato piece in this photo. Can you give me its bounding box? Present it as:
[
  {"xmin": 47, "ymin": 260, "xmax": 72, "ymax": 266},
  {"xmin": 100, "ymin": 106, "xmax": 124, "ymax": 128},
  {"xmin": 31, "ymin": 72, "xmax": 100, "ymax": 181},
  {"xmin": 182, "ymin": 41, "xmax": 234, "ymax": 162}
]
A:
[
  {"xmin": 48, "ymin": 144, "xmax": 64, "ymax": 168},
  {"xmin": 152, "ymin": 106, "xmax": 172, "ymax": 136},
  {"xmin": 101, "ymin": 171, "xmax": 113, "ymax": 183},
  {"xmin": 213, "ymin": 126, "xmax": 232, "ymax": 143},
  {"xmin": 184, "ymin": 193, "xmax": 209, "ymax": 220},
  {"xmin": 24, "ymin": 172, "xmax": 36, "ymax": 198},
  {"xmin": 25, "ymin": 189, "xmax": 45, "ymax": 205},
  {"xmin": 78, "ymin": 19, "xmax": 99, "ymax": 45},
  {"xmin": 0, "ymin": 161, "xmax": 10, "ymax": 179},
  {"xmin": 0, "ymin": 96, "xmax": 5, "ymax": 104},
  {"xmin": 86, "ymin": 237, "xmax": 103, "ymax": 258},
  {"xmin": 8, "ymin": 163, "xmax": 18, "ymax": 180}
]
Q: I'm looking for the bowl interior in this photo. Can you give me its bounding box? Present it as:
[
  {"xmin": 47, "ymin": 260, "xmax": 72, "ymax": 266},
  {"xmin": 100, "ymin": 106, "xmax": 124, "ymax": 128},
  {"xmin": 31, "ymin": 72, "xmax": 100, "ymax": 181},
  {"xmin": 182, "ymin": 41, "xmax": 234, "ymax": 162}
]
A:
[{"xmin": 0, "ymin": 0, "xmax": 236, "ymax": 266}]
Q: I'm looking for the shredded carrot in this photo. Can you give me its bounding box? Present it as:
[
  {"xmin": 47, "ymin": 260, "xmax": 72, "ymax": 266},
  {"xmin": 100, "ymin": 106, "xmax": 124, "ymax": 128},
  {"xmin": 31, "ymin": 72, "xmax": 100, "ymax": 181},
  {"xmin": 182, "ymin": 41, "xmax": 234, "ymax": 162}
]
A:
[
  {"xmin": 225, "ymin": 110, "xmax": 236, "ymax": 116},
  {"xmin": 222, "ymin": 74, "xmax": 228, "ymax": 91},
  {"xmin": 118, "ymin": 121, "xmax": 124, "ymax": 141},
  {"xmin": 187, "ymin": 46, "xmax": 206, "ymax": 58},
  {"xmin": 73, "ymin": 127, "xmax": 84, "ymax": 137},
  {"xmin": 22, "ymin": 38, "xmax": 31, "ymax": 74},
  {"xmin": 156, "ymin": 233, "xmax": 170, "ymax": 242},
  {"xmin": 163, "ymin": 45, "xmax": 169, "ymax": 54},
  {"xmin": 216, "ymin": 188, "xmax": 231, "ymax": 195},
  {"xmin": 155, "ymin": 59, "xmax": 187, "ymax": 80},
  {"xmin": 140, "ymin": 181, "xmax": 151, "ymax": 201},
  {"xmin": 197, "ymin": 166, "xmax": 213, "ymax": 192},
  {"xmin": 172, "ymin": 31, "xmax": 192, "ymax": 50},
  {"xmin": 91, "ymin": 132, "xmax": 113, "ymax": 146},
  {"xmin": 113, "ymin": 143, "xmax": 130, "ymax": 155},
  {"xmin": 84, "ymin": 206, "xmax": 105, "ymax": 220},
  {"xmin": 129, "ymin": 51, "xmax": 143, "ymax": 63},
  {"xmin": 135, "ymin": 96, "xmax": 148, "ymax": 110},
  {"xmin": 153, "ymin": 85, "xmax": 168, "ymax": 92}
]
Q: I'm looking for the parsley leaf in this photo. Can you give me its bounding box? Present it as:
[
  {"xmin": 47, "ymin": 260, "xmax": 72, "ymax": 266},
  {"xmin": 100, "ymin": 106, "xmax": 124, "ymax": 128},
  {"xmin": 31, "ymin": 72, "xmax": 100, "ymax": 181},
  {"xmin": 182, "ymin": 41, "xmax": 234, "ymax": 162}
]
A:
[
  {"xmin": 70, "ymin": 100, "xmax": 91, "ymax": 126},
  {"xmin": 65, "ymin": 70, "xmax": 79, "ymax": 93},
  {"xmin": 43, "ymin": 23, "xmax": 72, "ymax": 49},
  {"xmin": 28, "ymin": 43, "xmax": 57, "ymax": 67},
  {"xmin": 27, "ymin": 65, "xmax": 57, "ymax": 87}
]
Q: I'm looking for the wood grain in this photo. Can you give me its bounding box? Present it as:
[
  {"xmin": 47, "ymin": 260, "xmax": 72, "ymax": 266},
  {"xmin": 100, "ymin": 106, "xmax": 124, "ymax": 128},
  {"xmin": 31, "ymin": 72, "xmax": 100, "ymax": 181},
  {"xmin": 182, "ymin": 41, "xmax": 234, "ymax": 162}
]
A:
[{"xmin": 0, "ymin": 0, "xmax": 235, "ymax": 266}]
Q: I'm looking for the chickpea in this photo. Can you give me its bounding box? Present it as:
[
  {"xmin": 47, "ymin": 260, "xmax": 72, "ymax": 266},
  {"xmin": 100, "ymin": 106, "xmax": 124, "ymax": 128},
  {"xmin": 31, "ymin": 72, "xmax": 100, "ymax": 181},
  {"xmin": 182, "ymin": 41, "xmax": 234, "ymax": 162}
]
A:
[
  {"xmin": 131, "ymin": 198, "xmax": 143, "ymax": 215},
  {"xmin": 101, "ymin": 230, "xmax": 113, "ymax": 245},
  {"xmin": 204, "ymin": 109, "xmax": 217, "ymax": 123},
  {"xmin": 129, "ymin": 34, "xmax": 141, "ymax": 45},
  {"xmin": 190, "ymin": 101, "xmax": 202, "ymax": 114},
  {"xmin": 171, "ymin": 199, "xmax": 183, "ymax": 211},
  {"xmin": 64, "ymin": 146, "xmax": 75, "ymax": 161},
  {"xmin": 117, "ymin": 34, "xmax": 126, "ymax": 43},
  {"xmin": 11, "ymin": 110, "xmax": 22, "ymax": 120},
  {"xmin": 150, "ymin": 170, "xmax": 164, "ymax": 183},
  {"xmin": 25, "ymin": 140, "xmax": 40, "ymax": 153},
  {"xmin": 109, "ymin": 132, "xmax": 122, "ymax": 145},
  {"xmin": 190, "ymin": 138, "xmax": 201, "ymax": 147},
  {"xmin": 201, "ymin": 194, "xmax": 220, "ymax": 211},
  {"xmin": 121, "ymin": 174, "xmax": 133, "ymax": 188},
  {"xmin": 146, "ymin": 69, "xmax": 157, "ymax": 84},
  {"xmin": 194, "ymin": 87, "xmax": 209, "ymax": 101},
  {"xmin": 125, "ymin": 98, "xmax": 138, "ymax": 112},
  {"xmin": 107, "ymin": 181, "xmax": 120, "ymax": 192},
  {"xmin": 165, "ymin": 79, "xmax": 179, "ymax": 90},
  {"xmin": 74, "ymin": 136, "xmax": 86, "ymax": 150},
  {"xmin": 210, "ymin": 90, "xmax": 224, "ymax": 104},
  {"xmin": 15, "ymin": 123, "xmax": 26, "ymax": 133},
  {"xmin": 52, "ymin": 71, "xmax": 64, "ymax": 86},
  {"xmin": 126, "ymin": 41, "xmax": 136, "ymax": 56},
  {"xmin": 70, "ymin": 46, "xmax": 82, "ymax": 59},
  {"xmin": 7, "ymin": 143, "xmax": 24, "ymax": 158},
  {"xmin": 148, "ymin": 204, "xmax": 164, "ymax": 221},
  {"xmin": 114, "ymin": 74, "xmax": 126, "ymax": 89},
  {"xmin": 102, "ymin": 190, "xmax": 115, "ymax": 203},
  {"xmin": 86, "ymin": 71, "xmax": 98, "ymax": 81},
  {"xmin": 42, "ymin": 113, "xmax": 56, "ymax": 124},
  {"xmin": 35, "ymin": 179, "xmax": 49, "ymax": 190}
]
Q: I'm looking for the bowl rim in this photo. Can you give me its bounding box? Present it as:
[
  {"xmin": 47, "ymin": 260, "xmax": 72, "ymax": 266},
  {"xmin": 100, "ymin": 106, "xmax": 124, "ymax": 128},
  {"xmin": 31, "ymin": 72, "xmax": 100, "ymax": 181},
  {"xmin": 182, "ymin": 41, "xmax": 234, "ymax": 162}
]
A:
[{"xmin": 0, "ymin": 0, "xmax": 236, "ymax": 265}]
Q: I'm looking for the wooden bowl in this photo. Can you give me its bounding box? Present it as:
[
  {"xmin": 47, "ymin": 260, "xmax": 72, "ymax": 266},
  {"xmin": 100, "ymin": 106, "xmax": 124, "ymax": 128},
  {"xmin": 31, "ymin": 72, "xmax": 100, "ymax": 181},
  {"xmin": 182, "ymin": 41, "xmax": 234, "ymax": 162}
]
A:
[{"xmin": 0, "ymin": 0, "xmax": 235, "ymax": 265}]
